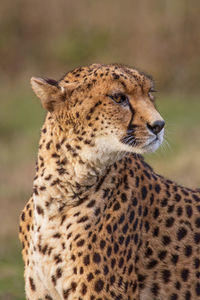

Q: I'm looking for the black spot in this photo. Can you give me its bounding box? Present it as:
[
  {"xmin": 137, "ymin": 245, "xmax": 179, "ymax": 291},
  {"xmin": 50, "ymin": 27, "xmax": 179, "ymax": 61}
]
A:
[
  {"xmin": 92, "ymin": 232, "xmax": 99, "ymax": 244},
  {"xmin": 185, "ymin": 291, "xmax": 191, "ymax": 300},
  {"xmin": 125, "ymin": 235, "xmax": 130, "ymax": 247},
  {"xmin": 106, "ymin": 224, "xmax": 112, "ymax": 234},
  {"xmin": 175, "ymin": 193, "xmax": 181, "ymax": 202},
  {"xmin": 63, "ymin": 288, "xmax": 70, "ymax": 299},
  {"xmin": 110, "ymin": 275, "xmax": 115, "ymax": 285},
  {"xmin": 122, "ymin": 223, "xmax": 128, "ymax": 234},
  {"xmin": 111, "ymin": 258, "xmax": 116, "ymax": 268},
  {"xmin": 71, "ymin": 254, "xmax": 76, "ymax": 261},
  {"xmin": 56, "ymin": 267, "xmax": 62, "ymax": 278},
  {"xmin": 51, "ymin": 152, "xmax": 59, "ymax": 158},
  {"xmin": 121, "ymin": 193, "xmax": 127, "ymax": 203},
  {"xmin": 21, "ymin": 212, "xmax": 25, "ymax": 221},
  {"xmin": 153, "ymin": 227, "xmax": 159, "ymax": 237},
  {"xmin": 161, "ymin": 269, "xmax": 171, "ymax": 283},
  {"xmin": 93, "ymin": 252, "xmax": 101, "ymax": 264},
  {"xmin": 134, "ymin": 233, "xmax": 139, "ymax": 245},
  {"xmin": 36, "ymin": 205, "xmax": 44, "ymax": 215},
  {"xmin": 100, "ymin": 240, "xmax": 106, "ymax": 249},
  {"xmin": 161, "ymin": 198, "xmax": 168, "ymax": 207},
  {"xmin": 170, "ymin": 293, "xmax": 178, "ymax": 300},
  {"xmin": 165, "ymin": 217, "xmax": 174, "ymax": 227},
  {"xmin": 196, "ymin": 282, "xmax": 200, "ymax": 296},
  {"xmin": 128, "ymin": 264, "xmax": 133, "ymax": 275},
  {"xmin": 195, "ymin": 218, "xmax": 200, "ymax": 228},
  {"xmin": 186, "ymin": 205, "xmax": 193, "ymax": 218},
  {"xmin": 168, "ymin": 204, "xmax": 174, "ymax": 213},
  {"xmin": 81, "ymin": 283, "xmax": 87, "ymax": 295},
  {"xmin": 118, "ymin": 257, "xmax": 124, "ymax": 268},
  {"xmin": 162, "ymin": 235, "xmax": 171, "ymax": 245},
  {"xmin": 177, "ymin": 227, "xmax": 187, "ymax": 240},
  {"xmin": 184, "ymin": 245, "xmax": 192, "ymax": 257},
  {"xmin": 175, "ymin": 281, "xmax": 181, "ymax": 290},
  {"xmin": 143, "ymin": 206, "xmax": 148, "ymax": 217},
  {"xmin": 87, "ymin": 272, "xmax": 94, "ymax": 282},
  {"xmin": 153, "ymin": 207, "xmax": 159, "ymax": 219},
  {"xmin": 155, "ymin": 184, "xmax": 161, "ymax": 194},
  {"xmin": 113, "ymin": 222, "xmax": 118, "ymax": 232},
  {"xmin": 133, "ymin": 218, "xmax": 138, "ymax": 231},
  {"xmin": 127, "ymin": 248, "xmax": 132, "ymax": 261},
  {"xmin": 146, "ymin": 259, "xmax": 158, "ymax": 269},
  {"xmin": 53, "ymin": 233, "xmax": 61, "ymax": 238},
  {"xmin": 87, "ymin": 200, "xmax": 96, "ymax": 208},
  {"xmin": 104, "ymin": 265, "xmax": 109, "ymax": 275},
  {"xmin": 77, "ymin": 239, "xmax": 85, "ymax": 247},
  {"xmin": 77, "ymin": 216, "xmax": 89, "ymax": 223},
  {"xmin": 194, "ymin": 233, "xmax": 200, "ymax": 244},
  {"xmin": 192, "ymin": 194, "xmax": 200, "ymax": 202},
  {"xmin": 107, "ymin": 246, "xmax": 112, "ymax": 257},
  {"xmin": 145, "ymin": 247, "xmax": 153, "ymax": 257},
  {"xmin": 181, "ymin": 269, "xmax": 189, "ymax": 282},
  {"xmin": 177, "ymin": 206, "xmax": 183, "ymax": 216},
  {"xmin": 94, "ymin": 279, "xmax": 104, "ymax": 292},
  {"xmin": 118, "ymin": 235, "xmax": 124, "ymax": 245},
  {"xmin": 114, "ymin": 243, "xmax": 119, "ymax": 253},
  {"xmin": 83, "ymin": 255, "xmax": 90, "ymax": 266},
  {"xmin": 171, "ymin": 254, "xmax": 179, "ymax": 265},
  {"xmin": 113, "ymin": 202, "xmax": 121, "ymax": 211},
  {"xmin": 132, "ymin": 197, "xmax": 138, "ymax": 206},
  {"xmin": 158, "ymin": 250, "xmax": 167, "ymax": 260},
  {"xmin": 29, "ymin": 277, "xmax": 36, "ymax": 291},
  {"xmin": 45, "ymin": 295, "xmax": 53, "ymax": 300},
  {"xmin": 71, "ymin": 282, "xmax": 77, "ymax": 292},
  {"xmin": 195, "ymin": 258, "xmax": 200, "ymax": 269},
  {"xmin": 138, "ymin": 274, "xmax": 146, "ymax": 283},
  {"xmin": 141, "ymin": 186, "xmax": 147, "ymax": 200},
  {"xmin": 151, "ymin": 283, "xmax": 159, "ymax": 296},
  {"xmin": 113, "ymin": 73, "xmax": 120, "ymax": 80},
  {"xmin": 119, "ymin": 213, "xmax": 125, "ymax": 224}
]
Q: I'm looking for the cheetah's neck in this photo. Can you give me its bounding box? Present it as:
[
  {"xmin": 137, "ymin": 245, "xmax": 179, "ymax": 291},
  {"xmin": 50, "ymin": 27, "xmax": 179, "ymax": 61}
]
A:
[{"xmin": 33, "ymin": 115, "xmax": 117, "ymax": 215}]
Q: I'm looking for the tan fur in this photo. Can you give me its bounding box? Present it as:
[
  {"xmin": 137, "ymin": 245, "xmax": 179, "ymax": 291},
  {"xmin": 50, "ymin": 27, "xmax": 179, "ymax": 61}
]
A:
[{"xmin": 19, "ymin": 64, "xmax": 200, "ymax": 300}]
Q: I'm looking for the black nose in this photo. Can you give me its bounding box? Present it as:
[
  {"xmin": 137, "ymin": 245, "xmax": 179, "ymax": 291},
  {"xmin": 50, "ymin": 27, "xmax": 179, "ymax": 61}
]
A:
[{"xmin": 147, "ymin": 120, "xmax": 165, "ymax": 135}]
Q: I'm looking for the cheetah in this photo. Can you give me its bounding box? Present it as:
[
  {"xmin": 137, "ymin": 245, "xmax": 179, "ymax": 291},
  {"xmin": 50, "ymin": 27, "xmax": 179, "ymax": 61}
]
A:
[{"xmin": 19, "ymin": 63, "xmax": 200, "ymax": 300}]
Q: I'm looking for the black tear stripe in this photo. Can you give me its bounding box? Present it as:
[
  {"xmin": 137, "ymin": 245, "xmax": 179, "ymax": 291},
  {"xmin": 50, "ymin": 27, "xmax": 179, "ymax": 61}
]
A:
[{"xmin": 127, "ymin": 101, "xmax": 135, "ymax": 132}]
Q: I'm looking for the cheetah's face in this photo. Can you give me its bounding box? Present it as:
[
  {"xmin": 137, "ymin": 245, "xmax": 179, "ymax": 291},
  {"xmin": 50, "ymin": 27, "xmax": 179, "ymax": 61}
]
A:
[{"xmin": 31, "ymin": 64, "xmax": 165, "ymax": 160}]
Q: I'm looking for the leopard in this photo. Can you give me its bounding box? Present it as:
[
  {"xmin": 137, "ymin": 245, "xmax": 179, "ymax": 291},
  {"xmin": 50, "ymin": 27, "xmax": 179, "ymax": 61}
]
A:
[{"xmin": 19, "ymin": 63, "xmax": 200, "ymax": 300}]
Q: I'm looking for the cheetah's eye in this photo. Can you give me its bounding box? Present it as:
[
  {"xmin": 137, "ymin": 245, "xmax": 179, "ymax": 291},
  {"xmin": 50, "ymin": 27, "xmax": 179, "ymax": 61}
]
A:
[
  {"xmin": 108, "ymin": 93, "xmax": 129, "ymax": 105},
  {"xmin": 148, "ymin": 88, "xmax": 156, "ymax": 101}
]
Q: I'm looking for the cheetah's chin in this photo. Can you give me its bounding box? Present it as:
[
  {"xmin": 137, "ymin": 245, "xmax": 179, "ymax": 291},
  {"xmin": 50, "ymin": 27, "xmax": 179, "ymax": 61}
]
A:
[{"xmin": 142, "ymin": 131, "xmax": 164, "ymax": 153}]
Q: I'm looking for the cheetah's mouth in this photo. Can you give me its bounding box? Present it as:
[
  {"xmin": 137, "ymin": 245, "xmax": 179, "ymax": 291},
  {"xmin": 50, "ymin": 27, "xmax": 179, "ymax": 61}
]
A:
[
  {"xmin": 142, "ymin": 131, "xmax": 164, "ymax": 153},
  {"xmin": 121, "ymin": 129, "xmax": 164, "ymax": 153}
]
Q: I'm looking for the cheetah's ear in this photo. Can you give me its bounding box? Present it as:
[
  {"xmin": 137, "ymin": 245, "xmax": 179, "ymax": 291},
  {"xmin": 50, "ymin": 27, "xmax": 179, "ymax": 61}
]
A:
[{"xmin": 30, "ymin": 77, "xmax": 66, "ymax": 112}]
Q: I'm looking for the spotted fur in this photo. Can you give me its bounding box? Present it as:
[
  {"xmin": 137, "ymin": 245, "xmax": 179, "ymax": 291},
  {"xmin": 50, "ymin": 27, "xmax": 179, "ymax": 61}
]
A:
[{"xmin": 19, "ymin": 64, "xmax": 200, "ymax": 300}]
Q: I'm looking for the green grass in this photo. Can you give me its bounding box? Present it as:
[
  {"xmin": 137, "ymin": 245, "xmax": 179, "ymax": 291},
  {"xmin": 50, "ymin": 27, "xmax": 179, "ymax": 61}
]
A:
[
  {"xmin": 0, "ymin": 240, "xmax": 25, "ymax": 300},
  {"xmin": 0, "ymin": 85, "xmax": 45, "ymax": 167}
]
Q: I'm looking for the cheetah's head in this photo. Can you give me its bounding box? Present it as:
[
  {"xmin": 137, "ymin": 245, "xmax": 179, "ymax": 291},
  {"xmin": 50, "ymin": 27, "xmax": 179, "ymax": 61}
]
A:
[{"xmin": 31, "ymin": 64, "xmax": 164, "ymax": 166}]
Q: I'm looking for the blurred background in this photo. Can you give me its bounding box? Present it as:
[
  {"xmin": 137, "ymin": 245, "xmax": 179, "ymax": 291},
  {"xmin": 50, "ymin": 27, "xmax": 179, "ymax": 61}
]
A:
[{"xmin": 0, "ymin": 0, "xmax": 200, "ymax": 299}]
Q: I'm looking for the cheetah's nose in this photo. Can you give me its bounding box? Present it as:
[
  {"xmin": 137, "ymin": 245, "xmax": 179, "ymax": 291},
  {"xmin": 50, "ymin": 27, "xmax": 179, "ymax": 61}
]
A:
[{"xmin": 147, "ymin": 120, "xmax": 165, "ymax": 135}]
